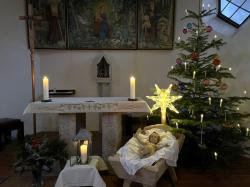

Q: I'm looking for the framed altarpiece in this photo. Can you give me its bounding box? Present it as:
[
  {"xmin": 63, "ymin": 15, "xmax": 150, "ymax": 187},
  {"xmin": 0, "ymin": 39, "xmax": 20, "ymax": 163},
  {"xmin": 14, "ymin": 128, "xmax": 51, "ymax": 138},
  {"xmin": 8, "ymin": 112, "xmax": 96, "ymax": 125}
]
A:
[{"xmin": 28, "ymin": 0, "xmax": 175, "ymax": 50}]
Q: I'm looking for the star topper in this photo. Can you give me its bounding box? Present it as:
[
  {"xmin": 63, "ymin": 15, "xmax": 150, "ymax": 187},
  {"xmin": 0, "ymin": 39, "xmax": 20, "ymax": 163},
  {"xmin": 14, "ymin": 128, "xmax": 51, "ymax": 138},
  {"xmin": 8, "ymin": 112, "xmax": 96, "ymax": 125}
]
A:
[{"xmin": 146, "ymin": 84, "xmax": 182, "ymax": 125}]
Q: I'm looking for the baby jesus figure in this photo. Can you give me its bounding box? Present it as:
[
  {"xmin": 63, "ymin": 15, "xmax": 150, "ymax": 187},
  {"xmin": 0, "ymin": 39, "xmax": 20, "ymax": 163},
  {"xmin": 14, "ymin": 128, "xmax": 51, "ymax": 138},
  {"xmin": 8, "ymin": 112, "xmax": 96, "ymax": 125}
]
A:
[{"xmin": 134, "ymin": 124, "xmax": 169, "ymax": 158}]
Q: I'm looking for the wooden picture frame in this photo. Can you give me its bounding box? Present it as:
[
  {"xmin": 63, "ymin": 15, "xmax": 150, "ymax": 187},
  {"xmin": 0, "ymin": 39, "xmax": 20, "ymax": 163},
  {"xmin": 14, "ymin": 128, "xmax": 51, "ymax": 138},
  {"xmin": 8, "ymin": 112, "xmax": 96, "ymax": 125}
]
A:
[
  {"xmin": 28, "ymin": 0, "xmax": 175, "ymax": 50},
  {"xmin": 137, "ymin": 0, "xmax": 175, "ymax": 49},
  {"xmin": 29, "ymin": 0, "xmax": 67, "ymax": 49}
]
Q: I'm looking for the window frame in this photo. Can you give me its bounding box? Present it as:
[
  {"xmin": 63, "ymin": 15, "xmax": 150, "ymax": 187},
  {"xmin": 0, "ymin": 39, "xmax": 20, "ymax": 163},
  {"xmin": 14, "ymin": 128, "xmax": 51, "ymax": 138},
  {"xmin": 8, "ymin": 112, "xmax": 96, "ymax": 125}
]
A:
[{"xmin": 217, "ymin": 0, "xmax": 250, "ymax": 28}]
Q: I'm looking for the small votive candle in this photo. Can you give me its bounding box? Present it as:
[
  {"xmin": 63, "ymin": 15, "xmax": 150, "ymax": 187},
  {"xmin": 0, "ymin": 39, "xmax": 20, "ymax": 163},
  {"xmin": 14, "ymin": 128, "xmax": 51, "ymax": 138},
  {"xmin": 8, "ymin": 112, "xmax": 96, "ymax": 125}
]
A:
[
  {"xmin": 209, "ymin": 97, "xmax": 211, "ymax": 105},
  {"xmin": 220, "ymin": 99, "xmax": 223, "ymax": 107},
  {"xmin": 214, "ymin": 152, "xmax": 218, "ymax": 160}
]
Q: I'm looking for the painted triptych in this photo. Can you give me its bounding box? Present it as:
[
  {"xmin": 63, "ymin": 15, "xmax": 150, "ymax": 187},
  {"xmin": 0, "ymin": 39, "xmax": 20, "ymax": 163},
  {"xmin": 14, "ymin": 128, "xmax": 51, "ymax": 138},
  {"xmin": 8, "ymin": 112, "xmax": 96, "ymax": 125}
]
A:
[{"xmin": 29, "ymin": 0, "xmax": 174, "ymax": 50}]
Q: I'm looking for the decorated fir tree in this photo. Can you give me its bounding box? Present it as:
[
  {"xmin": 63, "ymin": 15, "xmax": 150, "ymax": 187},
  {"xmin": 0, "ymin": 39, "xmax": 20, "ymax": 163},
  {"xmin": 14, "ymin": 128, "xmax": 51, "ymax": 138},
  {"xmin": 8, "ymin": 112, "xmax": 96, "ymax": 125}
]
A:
[{"xmin": 167, "ymin": 7, "xmax": 250, "ymax": 167}]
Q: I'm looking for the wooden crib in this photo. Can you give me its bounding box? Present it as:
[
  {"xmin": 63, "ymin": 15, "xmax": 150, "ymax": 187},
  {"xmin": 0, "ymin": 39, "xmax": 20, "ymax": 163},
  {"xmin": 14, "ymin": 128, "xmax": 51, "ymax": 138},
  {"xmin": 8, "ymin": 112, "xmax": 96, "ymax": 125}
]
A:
[{"xmin": 108, "ymin": 134, "xmax": 185, "ymax": 187}]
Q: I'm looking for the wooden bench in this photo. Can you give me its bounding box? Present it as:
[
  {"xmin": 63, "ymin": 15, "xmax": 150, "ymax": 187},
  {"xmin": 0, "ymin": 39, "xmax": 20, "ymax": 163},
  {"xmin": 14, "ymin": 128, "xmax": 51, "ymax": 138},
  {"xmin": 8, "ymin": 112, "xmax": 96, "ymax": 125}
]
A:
[
  {"xmin": 0, "ymin": 118, "xmax": 24, "ymax": 150},
  {"xmin": 108, "ymin": 134, "xmax": 185, "ymax": 187}
]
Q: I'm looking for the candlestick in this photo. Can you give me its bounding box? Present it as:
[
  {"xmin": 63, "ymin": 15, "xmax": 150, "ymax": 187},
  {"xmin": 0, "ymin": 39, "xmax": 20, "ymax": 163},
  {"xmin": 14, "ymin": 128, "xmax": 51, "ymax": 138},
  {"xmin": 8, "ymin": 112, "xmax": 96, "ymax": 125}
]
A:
[
  {"xmin": 200, "ymin": 123, "xmax": 203, "ymax": 145},
  {"xmin": 224, "ymin": 110, "xmax": 227, "ymax": 122},
  {"xmin": 247, "ymin": 128, "xmax": 249, "ymax": 136},
  {"xmin": 209, "ymin": 97, "xmax": 211, "ymax": 105},
  {"xmin": 193, "ymin": 71, "xmax": 196, "ymax": 79},
  {"xmin": 220, "ymin": 98, "xmax": 223, "ymax": 107},
  {"xmin": 176, "ymin": 122, "xmax": 179, "ymax": 129},
  {"xmin": 130, "ymin": 76, "xmax": 136, "ymax": 100},
  {"xmin": 184, "ymin": 62, "xmax": 187, "ymax": 70},
  {"xmin": 43, "ymin": 76, "xmax": 49, "ymax": 101},
  {"xmin": 214, "ymin": 152, "xmax": 218, "ymax": 160},
  {"xmin": 205, "ymin": 71, "xmax": 207, "ymax": 78},
  {"xmin": 80, "ymin": 144, "xmax": 88, "ymax": 164},
  {"xmin": 200, "ymin": 114, "xmax": 204, "ymax": 123}
]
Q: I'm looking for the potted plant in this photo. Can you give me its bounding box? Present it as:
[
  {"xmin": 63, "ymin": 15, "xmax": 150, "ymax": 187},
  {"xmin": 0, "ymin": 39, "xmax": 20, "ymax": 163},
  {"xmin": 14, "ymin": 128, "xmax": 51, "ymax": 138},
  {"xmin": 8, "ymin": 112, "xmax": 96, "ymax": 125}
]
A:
[{"xmin": 14, "ymin": 135, "xmax": 68, "ymax": 187}]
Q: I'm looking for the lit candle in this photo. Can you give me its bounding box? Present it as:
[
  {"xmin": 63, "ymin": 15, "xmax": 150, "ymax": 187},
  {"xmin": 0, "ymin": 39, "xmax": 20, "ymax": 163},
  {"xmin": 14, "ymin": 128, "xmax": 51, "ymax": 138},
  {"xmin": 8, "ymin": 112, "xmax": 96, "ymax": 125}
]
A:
[
  {"xmin": 244, "ymin": 90, "xmax": 247, "ymax": 96},
  {"xmin": 176, "ymin": 122, "xmax": 179, "ymax": 129},
  {"xmin": 202, "ymin": 3, "xmax": 205, "ymax": 10},
  {"xmin": 201, "ymin": 114, "xmax": 204, "ymax": 123},
  {"xmin": 196, "ymin": 30, "xmax": 199, "ymax": 35},
  {"xmin": 209, "ymin": 97, "xmax": 211, "ymax": 105},
  {"xmin": 247, "ymin": 128, "xmax": 249, "ymax": 136},
  {"xmin": 214, "ymin": 35, "xmax": 217, "ymax": 39},
  {"xmin": 184, "ymin": 62, "xmax": 187, "ymax": 70},
  {"xmin": 130, "ymin": 76, "xmax": 136, "ymax": 99},
  {"xmin": 80, "ymin": 144, "xmax": 88, "ymax": 164},
  {"xmin": 236, "ymin": 107, "xmax": 240, "ymax": 111},
  {"xmin": 237, "ymin": 124, "xmax": 240, "ymax": 128},
  {"xmin": 193, "ymin": 71, "xmax": 196, "ymax": 79},
  {"xmin": 43, "ymin": 76, "xmax": 49, "ymax": 101},
  {"xmin": 220, "ymin": 99, "xmax": 223, "ymax": 107},
  {"xmin": 214, "ymin": 152, "xmax": 218, "ymax": 160},
  {"xmin": 229, "ymin": 67, "xmax": 232, "ymax": 71},
  {"xmin": 178, "ymin": 36, "xmax": 181, "ymax": 41},
  {"xmin": 216, "ymin": 64, "xmax": 221, "ymax": 72},
  {"xmin": 208, "ymin": 4, "xmax": 211, "ymax": 10},
  {"xmin": 185, "ymin": 9, "xmax": 188, "ymax": 16},
  {"xmin": 171, "ymin": 66, "xmax": 174, "ymax": 70}
]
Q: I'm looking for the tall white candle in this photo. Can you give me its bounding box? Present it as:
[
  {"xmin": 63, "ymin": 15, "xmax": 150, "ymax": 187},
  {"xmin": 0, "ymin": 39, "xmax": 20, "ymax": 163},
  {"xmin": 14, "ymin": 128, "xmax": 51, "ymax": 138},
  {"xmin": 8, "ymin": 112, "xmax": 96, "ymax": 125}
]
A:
[
  {"xmin": 208, "ymin": 4, "xmax": 211, "ymax": 10},
  {"xmin": 244, "ymin": 90, "xmax": 247, "ymax": 96},
  {"xmin": 247, "ymin": 128, "xmax": 249, "ymax": 136},
  {"xmin": 43, "ymin": 76, "xmax": 49, "ymax": 100},
  {"xmin": 176, "ymin": 122, "xmax": 179, "ymax": 129},
  {"xmin": 184, "ymin": 62, "xmax": 187, "ymax": 70},
  {"xmin": 80, "ymin": 144, "xmax": 88, "ymax": 164},
  {"xmin": 193, "ymin": 71, "xmax": 196, "ymax": 79},
  {"xmin": 220, "ymin": 99, "xmax": 223, "ymax": 107},
  {"xmin": 209, "ymin": 97, "xmax": 211, "ymax": 105},
  {"xmin": 185, "ymin": 9, "xmax": 188, "ymax": 16},
  {"xmin": 200, "ymin": 114, "xmax": 204, "ymax": 123},
  {"xmin": 130, "ymin": 76, "xmax": 136, "ymax": 99}
]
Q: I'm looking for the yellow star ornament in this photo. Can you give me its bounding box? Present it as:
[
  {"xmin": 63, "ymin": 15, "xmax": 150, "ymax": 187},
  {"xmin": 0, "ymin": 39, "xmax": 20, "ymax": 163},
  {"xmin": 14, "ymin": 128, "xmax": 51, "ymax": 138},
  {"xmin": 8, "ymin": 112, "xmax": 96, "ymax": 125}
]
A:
[{"xmin": 146, "ymin": 84, "xmax": 182, "ymax": 125}]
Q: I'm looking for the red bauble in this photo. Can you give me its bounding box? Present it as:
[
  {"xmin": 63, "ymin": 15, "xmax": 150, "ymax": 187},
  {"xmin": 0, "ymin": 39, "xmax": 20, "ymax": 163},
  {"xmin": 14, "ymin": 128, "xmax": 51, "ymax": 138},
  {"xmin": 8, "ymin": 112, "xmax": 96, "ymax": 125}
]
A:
[
  {"xmin": 183, "ymin": 28, "xmax": 188, "ymax": 34},
  {"xmin": 213, "ymin": 58, "xmax": 221, "ymax": 66},
  {"xmin": 202, "ymin": 79, "xmax": 210, "ymax": 86},
  {"xmin": 191, "ymin": 52, "xmax": 199, "ymax": 61},
  {"xmin": 207, "ymin": 26, "xmax": 213, "ymax": 32},
  {"xmin": 176, "ymin": 58, "xmax": 182, "ymax": 64}
]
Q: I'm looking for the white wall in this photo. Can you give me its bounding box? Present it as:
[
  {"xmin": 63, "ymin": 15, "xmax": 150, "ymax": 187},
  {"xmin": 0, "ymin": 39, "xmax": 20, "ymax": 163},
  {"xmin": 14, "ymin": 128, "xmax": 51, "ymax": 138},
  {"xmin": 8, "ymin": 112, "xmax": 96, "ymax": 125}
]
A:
[
  {"xmin": 0, "ymin": 0, "xmax": 43, "ymax": 134},
  {"xmin": 0, "ymin": 0, "xmax": 249, "ymax": 134}
]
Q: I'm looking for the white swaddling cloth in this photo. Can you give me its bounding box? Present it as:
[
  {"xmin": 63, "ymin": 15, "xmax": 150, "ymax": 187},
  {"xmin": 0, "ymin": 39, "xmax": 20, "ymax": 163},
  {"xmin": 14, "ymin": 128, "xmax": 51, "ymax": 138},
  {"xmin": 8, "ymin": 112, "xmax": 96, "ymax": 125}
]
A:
[{"xmin": 117, "ymin": 128, "xmax": 179, "ymax": 175}]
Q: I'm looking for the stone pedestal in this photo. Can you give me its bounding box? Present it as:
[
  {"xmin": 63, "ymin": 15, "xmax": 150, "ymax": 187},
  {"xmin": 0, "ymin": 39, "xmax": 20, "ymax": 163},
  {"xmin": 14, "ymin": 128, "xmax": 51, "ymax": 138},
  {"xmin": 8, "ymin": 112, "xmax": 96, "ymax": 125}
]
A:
[{"xmin": 101, "ymin": 113, "xmax": 122, "ymax": 161}]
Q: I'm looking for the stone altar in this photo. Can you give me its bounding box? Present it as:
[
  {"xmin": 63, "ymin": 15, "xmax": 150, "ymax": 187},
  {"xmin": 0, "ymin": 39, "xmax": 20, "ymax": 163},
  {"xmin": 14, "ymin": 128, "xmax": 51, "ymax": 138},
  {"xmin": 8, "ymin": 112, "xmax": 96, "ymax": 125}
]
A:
[{"xmin": 24, "ymin": 97, "xmax": 150, "ymax": 160}]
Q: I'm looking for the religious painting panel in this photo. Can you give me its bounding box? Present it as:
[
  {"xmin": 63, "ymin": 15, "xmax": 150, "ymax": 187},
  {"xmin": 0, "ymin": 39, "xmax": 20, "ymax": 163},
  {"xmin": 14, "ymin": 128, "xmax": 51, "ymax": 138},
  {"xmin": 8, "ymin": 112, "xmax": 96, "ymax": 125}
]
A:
[
  {"xmin": 67, "ymin": 0, "xmax": 137, "ymax": 49},
  {"xmin": 29, "ymin": 0, "xmax": 67, "ymax": 49},
  {"xmin": 137, "ymin": 0, "xmax": 175, "ymax": 49}
]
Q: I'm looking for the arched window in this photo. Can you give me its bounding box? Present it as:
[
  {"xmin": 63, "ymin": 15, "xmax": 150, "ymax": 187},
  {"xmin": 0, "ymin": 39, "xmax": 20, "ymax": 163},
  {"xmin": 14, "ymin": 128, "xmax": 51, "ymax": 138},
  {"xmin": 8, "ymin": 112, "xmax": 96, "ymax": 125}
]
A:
[{"xmin": 218, "ymin": 0, "xmax": 250, "ymax": 27}]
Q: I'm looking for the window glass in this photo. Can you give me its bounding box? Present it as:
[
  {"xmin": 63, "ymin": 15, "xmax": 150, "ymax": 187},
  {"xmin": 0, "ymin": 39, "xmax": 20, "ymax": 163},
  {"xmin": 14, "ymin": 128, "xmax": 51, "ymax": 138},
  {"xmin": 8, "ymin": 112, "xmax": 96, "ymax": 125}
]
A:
[
  {"xmin": 221, "ymin": 3, "xmax": 238, "ymax": 17},
  {"xmin": 231, "ymin": 9, "xmax": 249, "ymax": 24},
  {"xmin": 231, "ymin": 0, "xmax": 246, "ymax": 6}
]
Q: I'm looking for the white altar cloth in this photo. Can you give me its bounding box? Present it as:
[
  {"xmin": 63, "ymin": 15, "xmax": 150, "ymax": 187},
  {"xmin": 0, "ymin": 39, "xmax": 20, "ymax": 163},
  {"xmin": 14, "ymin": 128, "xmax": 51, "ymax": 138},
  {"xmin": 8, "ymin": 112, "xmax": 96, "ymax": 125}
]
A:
[
  {"xmin": 55, "ymin": 160, "xmax": 106, "ymax": 187},
  {"xmin": 24, "ymin": 97, "xmax": 150, "ymax": 159},
  {"xmin": 24, "ymin": 97, "xmax": 150, "ymax": 114}
]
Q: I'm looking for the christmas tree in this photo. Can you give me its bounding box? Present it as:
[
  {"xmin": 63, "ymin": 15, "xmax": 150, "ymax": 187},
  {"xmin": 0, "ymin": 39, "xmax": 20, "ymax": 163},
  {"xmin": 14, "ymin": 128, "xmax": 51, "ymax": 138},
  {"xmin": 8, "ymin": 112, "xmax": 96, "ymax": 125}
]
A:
[{"xmin": 167, "ymin": 7, "xmax": 250, "ymax": 168}]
